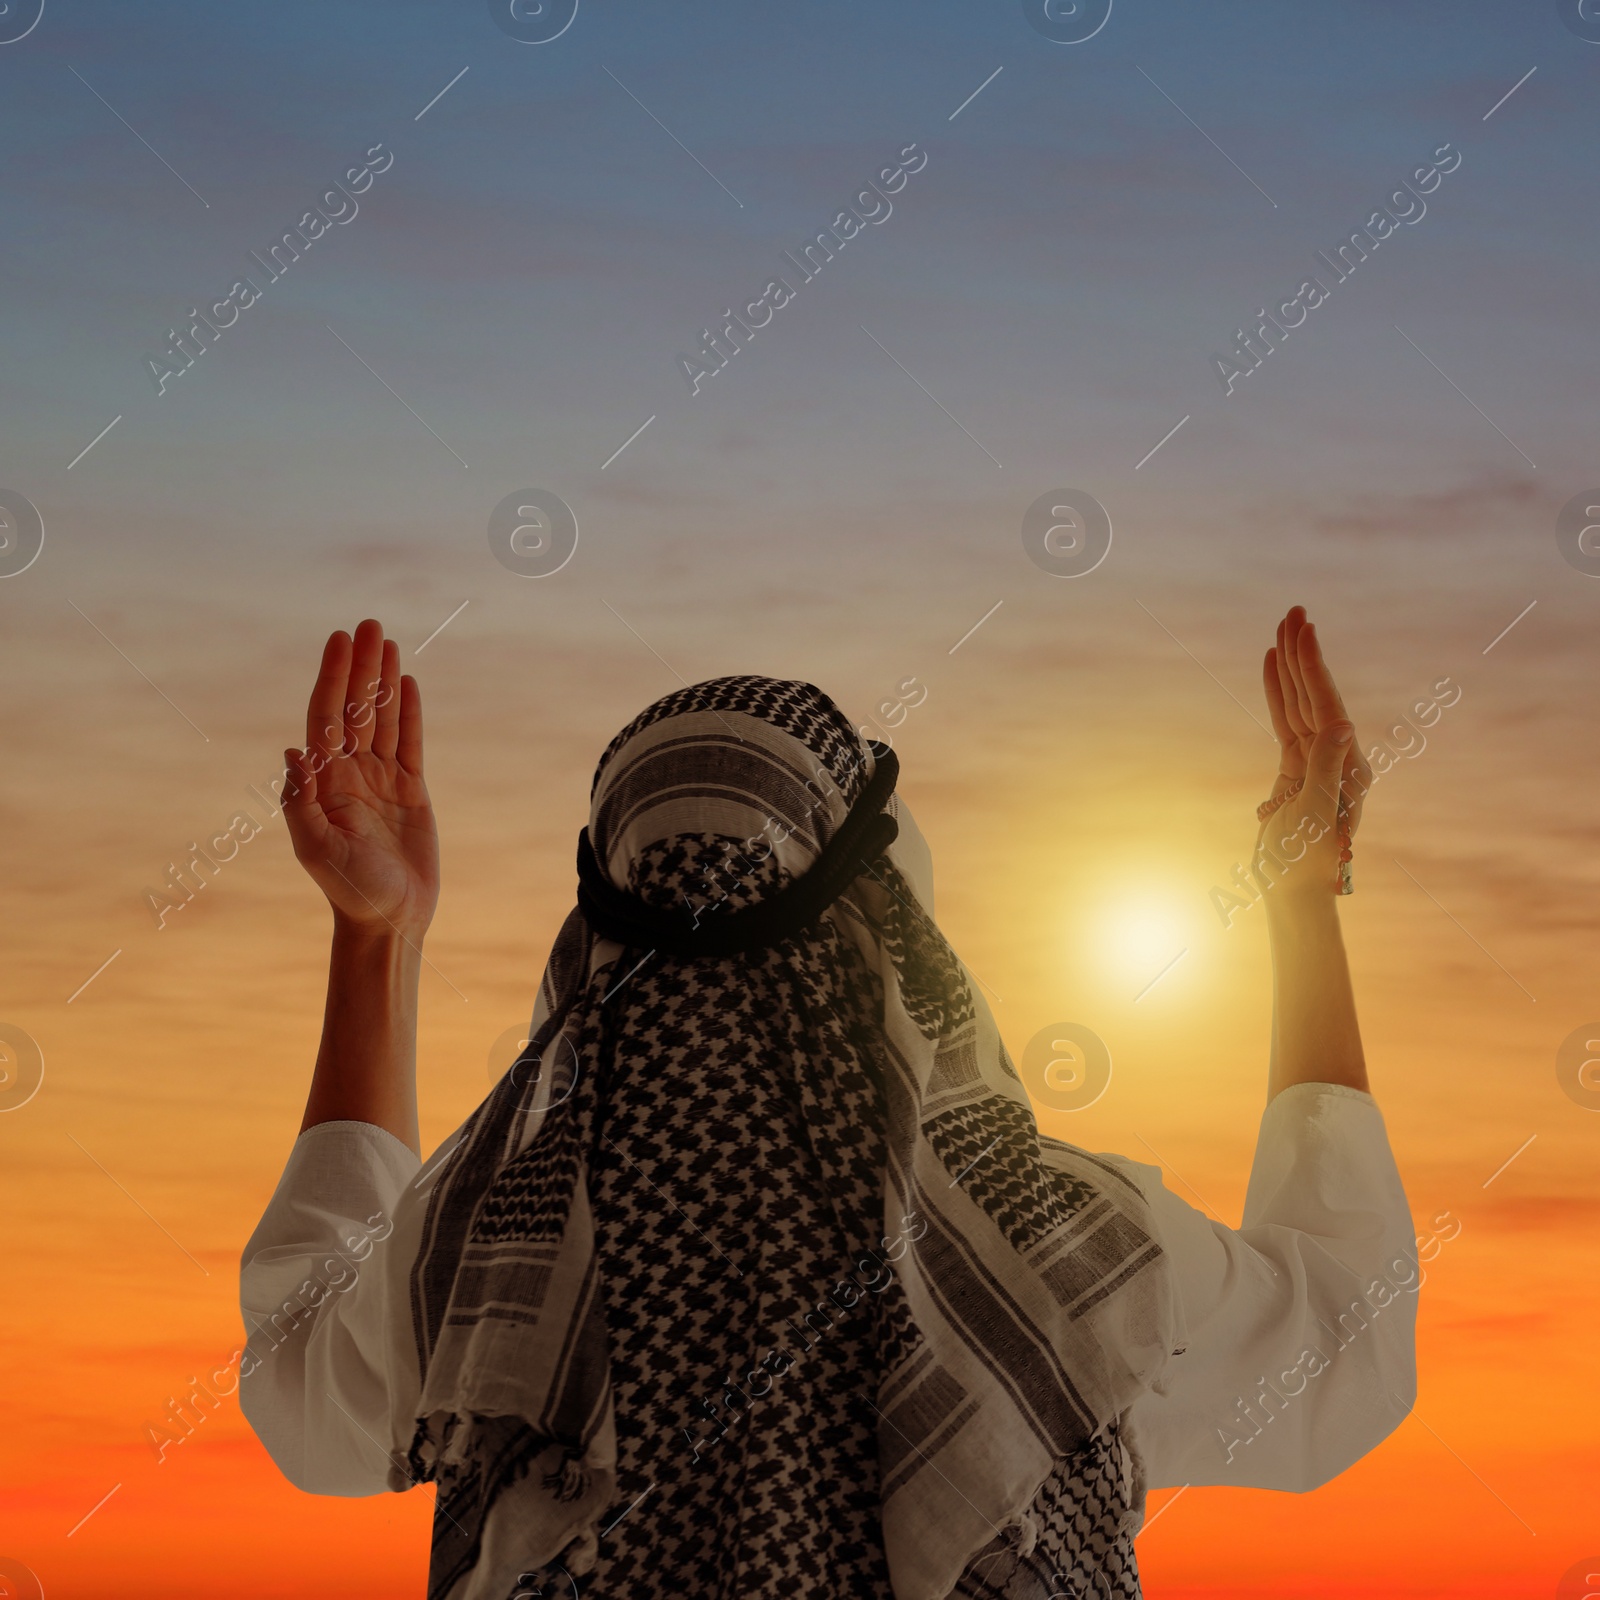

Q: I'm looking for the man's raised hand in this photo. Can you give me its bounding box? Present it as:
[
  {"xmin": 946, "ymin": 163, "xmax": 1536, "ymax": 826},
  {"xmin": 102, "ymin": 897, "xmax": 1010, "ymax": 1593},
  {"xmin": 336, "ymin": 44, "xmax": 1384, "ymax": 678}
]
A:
[{"xmin": 282, "ymin": 619, "xmax": 440, "ymax": 938}]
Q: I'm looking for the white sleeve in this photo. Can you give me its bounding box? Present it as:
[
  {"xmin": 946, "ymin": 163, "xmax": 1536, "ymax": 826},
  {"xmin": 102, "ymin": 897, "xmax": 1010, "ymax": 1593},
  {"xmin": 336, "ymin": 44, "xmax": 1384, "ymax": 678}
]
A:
[
  {"xmin": 1116, "ymin": 1081, "xmax": 1419, "ymax": 1493},
  {"xmin": 238, "ymin": 1120, "xmax": 423, "ymax": 1496}
]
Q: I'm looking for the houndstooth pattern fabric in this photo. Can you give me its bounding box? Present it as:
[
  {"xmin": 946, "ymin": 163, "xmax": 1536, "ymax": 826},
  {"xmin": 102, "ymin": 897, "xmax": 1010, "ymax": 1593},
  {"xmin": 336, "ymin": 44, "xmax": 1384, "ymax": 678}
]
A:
[
  {"xmin": 504, "ymin": 876, "xmax": 899, "ymax": 1598},
  {"xmin": 502, "ymin": 899, "xmax": 1142, "ymax": 1599},
  {"xmin": 591, "ymin": 673, "xmax": 871, "ymax": 806},
  {"xmin": 402, "ymin": 678, "xmax": 1175, "ymax": 1600},
  {"xmin": 948, "ymin": 1431, "xmax": 1142, "ymax": 1600},
  {"xmin": 926, "ymin": 1098, "xmax": 1100, "ymax": 1255}
]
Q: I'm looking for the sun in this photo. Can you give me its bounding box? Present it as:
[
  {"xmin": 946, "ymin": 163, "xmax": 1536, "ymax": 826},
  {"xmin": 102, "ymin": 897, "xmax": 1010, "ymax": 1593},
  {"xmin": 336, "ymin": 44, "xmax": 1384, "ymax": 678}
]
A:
[{"xmin": 1097, "ymin": 895, "xmax": 1190, "ymax": 988}]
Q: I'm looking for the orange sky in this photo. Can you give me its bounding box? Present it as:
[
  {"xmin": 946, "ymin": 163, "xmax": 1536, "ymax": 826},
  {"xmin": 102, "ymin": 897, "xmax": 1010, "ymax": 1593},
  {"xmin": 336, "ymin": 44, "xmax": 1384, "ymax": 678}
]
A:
[{"xmin": 4, "ymin": 533, "xmax": 1598, "ymax": 1596}]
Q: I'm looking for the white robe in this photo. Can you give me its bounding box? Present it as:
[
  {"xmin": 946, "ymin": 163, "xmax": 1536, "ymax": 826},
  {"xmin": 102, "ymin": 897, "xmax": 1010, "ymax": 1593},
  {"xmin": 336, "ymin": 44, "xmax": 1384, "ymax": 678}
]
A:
[{"xmin": 238, "ymin": 1080, "xmax": 1419, "ymax": 1522}]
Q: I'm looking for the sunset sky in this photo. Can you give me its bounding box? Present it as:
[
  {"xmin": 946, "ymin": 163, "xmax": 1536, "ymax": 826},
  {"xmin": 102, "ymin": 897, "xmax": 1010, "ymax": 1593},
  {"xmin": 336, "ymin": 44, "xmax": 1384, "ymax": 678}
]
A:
[{"xmin": 3, "ymin": 1, "xmax": 1598, "ymax": 1595}]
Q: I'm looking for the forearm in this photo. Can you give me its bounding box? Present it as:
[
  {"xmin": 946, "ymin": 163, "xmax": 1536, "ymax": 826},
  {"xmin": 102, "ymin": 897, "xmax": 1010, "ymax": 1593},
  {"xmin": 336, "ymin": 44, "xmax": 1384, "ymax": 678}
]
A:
[
  {"xmin": 1265, "ymin": 900, "xmax": 1369, "ymax": 1101},
  {"xmin": 298, "ymin": 917, "xmax": 423, "ymax": 1156}
]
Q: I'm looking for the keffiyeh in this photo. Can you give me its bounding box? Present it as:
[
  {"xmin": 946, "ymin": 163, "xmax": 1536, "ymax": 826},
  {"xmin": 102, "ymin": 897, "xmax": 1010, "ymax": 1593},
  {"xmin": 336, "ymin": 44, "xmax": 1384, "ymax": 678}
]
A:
[{"xmin": 399, "ymin": 676, "xmax": 1176, "ymax": 1600}]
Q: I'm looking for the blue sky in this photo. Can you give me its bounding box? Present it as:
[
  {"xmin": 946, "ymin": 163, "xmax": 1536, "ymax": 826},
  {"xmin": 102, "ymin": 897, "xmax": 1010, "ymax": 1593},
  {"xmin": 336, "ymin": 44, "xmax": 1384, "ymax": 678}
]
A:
[
  {"xmin": 0, "ymin": 0, "xmax": 1594, "ymax": 849},
  {"xmin": 7, "ymin": 2, "xmax": 1597, "ymax": 932},
  {"xmin": 5, "ymin": 0, "xmax": 1593, "ymax": 566}
]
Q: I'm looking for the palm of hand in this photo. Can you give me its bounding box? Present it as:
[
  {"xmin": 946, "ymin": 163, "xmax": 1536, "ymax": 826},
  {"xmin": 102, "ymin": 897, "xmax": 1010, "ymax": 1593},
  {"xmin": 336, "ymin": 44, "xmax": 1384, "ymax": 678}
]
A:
[
  {"xmin": 283, "ymin": 622, "xmax": 440, "ymax": 937},
  {"xmin": 1275, "ymin": 725, "xmax": 1313, "ymax": 786},
  {"xmin": 1263, "ymin": 606, "xmax": 1358, "ymax": 798},
  {"xmin": 310, "ymin": 752, "xmax": 439, "ymax": 928},
  {"xmin": 1257, "ymin": 605, "xmax": 1370, "ymax": 890}
]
